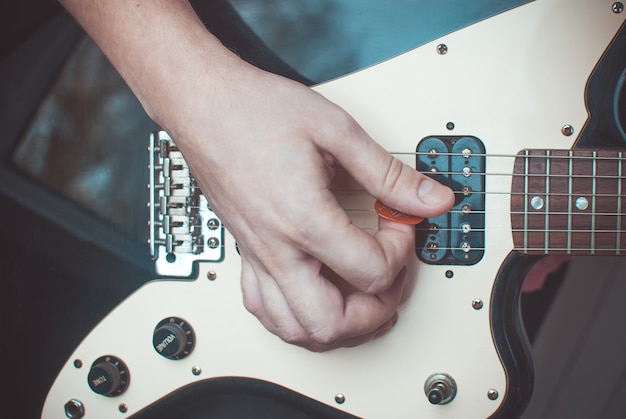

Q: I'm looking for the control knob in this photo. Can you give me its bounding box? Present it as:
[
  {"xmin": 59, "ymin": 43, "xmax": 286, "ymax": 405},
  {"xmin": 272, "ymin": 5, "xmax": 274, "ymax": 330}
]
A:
[
  {"xmin": 87, "ymin": 355, "xmax": 130, "ymax": 396},
  {"xmin": 153, "ymin": 317, "xmax": 195, "ymax": 359}
]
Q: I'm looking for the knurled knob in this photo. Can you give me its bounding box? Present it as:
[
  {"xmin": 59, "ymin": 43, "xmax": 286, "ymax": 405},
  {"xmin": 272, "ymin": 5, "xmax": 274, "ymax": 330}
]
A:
[
  {"xmin": 153, "ymin": 317, "xmax": 195, "ymax": 360},
  {"xmin": 87, "ymin": 355, "xmax": 130, "ymax": 396}
]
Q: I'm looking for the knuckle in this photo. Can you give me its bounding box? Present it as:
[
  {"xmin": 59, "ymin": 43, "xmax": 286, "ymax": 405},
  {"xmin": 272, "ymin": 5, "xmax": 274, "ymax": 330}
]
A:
[
  {"xmin": 380, "ymin": 157, "xmax": 405, "ymax": 196},
  {"xmin": 362, "ymin": 268, "xmax": 395, "ymax": 294},
  {"xmin": 242, "ymin": 294, "xmax": 261, "ymax": 316},
  {"xmin": 308, "ymin": 325, "xmax": 342, "ymax": 348}
]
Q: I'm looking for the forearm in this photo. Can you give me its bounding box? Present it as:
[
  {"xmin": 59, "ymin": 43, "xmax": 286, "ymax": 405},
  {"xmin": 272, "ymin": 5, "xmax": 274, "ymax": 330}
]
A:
[{"xmin": 59, "ymin": 0, "xmax": 247, "ymax": 130}]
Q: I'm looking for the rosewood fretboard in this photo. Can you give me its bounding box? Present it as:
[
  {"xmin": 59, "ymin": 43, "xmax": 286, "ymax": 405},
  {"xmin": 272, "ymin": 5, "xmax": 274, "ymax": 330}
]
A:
[{"xmin": 510, "ymin": 149, "xmax": 626, "ymax": 256}]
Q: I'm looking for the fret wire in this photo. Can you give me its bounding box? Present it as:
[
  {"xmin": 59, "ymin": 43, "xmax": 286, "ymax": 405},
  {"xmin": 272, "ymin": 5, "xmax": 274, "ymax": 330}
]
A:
[
  {"xmin": 524, "ymin": 150, "xmax": 530, "ymax": 253},
  {"xmin": 545, "ymin": 150, "xmax": 550, "ymax": 254},
  {"xmin": 591, "ymin": 151, "xmax": 597, "ymax": 255},
  {"xmin": 618, "ymin": 152, "xmax": 623, "ymax": 256},
  {"xmin": 567, "ymin": 150, "xmax": 573, "ymax": 255}
]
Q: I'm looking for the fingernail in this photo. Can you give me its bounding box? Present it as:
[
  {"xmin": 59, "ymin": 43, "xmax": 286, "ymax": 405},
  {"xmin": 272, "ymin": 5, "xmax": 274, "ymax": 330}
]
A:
[{"xmin": 417, "ymin": 178, "xmax": 451, "ymax": 206}]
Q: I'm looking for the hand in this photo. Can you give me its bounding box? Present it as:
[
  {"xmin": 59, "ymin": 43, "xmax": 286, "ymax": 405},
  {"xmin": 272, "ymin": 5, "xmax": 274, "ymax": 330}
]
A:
[
  {"xmin": 166, "ymin": 64, "xmax": 454, "ymax": 351},
  {"xmin": 59, "ymin": 0, "xmax": 454, "ymax": 351}
]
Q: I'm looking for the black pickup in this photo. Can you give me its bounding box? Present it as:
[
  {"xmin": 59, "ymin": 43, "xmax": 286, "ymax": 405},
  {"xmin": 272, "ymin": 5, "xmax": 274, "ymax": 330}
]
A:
[{"xmin": 416, "ymin": 136, "xmax": 486, "ymax": 265}]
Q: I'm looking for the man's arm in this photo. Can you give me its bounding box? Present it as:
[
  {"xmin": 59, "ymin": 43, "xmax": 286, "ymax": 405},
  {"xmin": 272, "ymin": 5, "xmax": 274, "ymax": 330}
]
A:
[{"xmin": 59, "ymin": 0, "xmax": 454, "ymax": 351}]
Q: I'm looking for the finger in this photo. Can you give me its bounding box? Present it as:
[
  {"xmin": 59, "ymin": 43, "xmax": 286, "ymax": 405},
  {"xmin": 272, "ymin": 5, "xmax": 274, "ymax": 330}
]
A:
[
  {"xmin": 242, "ymin": 252, "xmax": 315, "ymax": 345},
  {"xmin": 273, "ymin": 263, "xmax": 407, "ymax": 349},
  {"xmin": 301, "ymin": 197, "xmax": 414, "ymax": 294},
  {"xmin": 319, "ymin": 112, "xmax": 454, "ymax": 217}
]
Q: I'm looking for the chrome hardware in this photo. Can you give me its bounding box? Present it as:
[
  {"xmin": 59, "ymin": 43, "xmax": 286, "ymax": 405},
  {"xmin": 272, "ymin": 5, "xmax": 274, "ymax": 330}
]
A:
[
  {"xmin": 561, "ymin": 124, "xmax": 574, "ymax": 136},
  {"xmin": 335, "ymin": 394, "xmax": 346, "ymax": 404},
  {"xmin": 437, "ymin": 43, "xmax": 448, "ymax": 55},
  {"xmin": 488, "ymin": 389, "xmax": 499, "ymax": 400},
  {"xmin": 613, "ymin": 2, "xmax": 624, "ymax": 13},
  {"xmin": 64, "ymin": 400, "xmax": 85, "ymax": 419},
  {"xmin": 424, "ymin": 373, "xmax": 457, "ymax": 405},
  {"xmin": 149, "ymin": 131, "xmax": 224, "ymax": 277},
  {"xmin": 472, "ymin": 299, "xmax": 484, "ymax": 310}
]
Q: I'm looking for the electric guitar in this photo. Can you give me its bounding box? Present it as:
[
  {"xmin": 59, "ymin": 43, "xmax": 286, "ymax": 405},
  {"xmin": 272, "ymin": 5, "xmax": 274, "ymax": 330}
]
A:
[{"xmin": 42, "ymin": 0, "xmax": 625, "ymax": 418}]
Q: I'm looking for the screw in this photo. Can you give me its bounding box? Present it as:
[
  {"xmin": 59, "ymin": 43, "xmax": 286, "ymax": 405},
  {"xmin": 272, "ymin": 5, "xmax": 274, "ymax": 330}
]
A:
[
  {"xmin": 207, "ymin": 237, "xmax": 220, "ymax": 249},
  {"xmin": 192, "ymin": 366, "xmax": 202, "ymax": 376},
  {"xmin": 335, "ymin": 394, "xmax": 346, "ymax": 404},
  {"xmin": 613, "ymin": 2, "xmax": 624, "ymax": 13},
  {"xmin": 437, "ymin": 43, "xmax": 448, "ymax": 55},
  {"xmin": 561, "ymin": 124, "xmax": 574, "ymax": 136},
  {"xmin": 119, "ymin": 404, "xmax": 128, "ymax": 413},
  {"xmin": 488, "ymin": 389, "xmax": 499, "ymax": 400},
  {"xmin": 446, "ymin": 121, "xmax": 455, "ymax": 130},
  {"xmin": 73, "ymin": 359, "xmax": 83, "ymax": 369},
  {"xmin": 472, "ymin": 299, "xmax": 484, "ymax": 310},
  {"xmin": 207, "ymin": 270, "xmax": 217, "ymax": 281}
]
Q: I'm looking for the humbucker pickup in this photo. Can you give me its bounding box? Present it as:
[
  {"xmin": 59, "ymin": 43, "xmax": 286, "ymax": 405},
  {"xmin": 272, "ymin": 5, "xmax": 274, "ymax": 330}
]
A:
[
  {"xmin": 416, "ymin": 136, "xmax": 486, "ymax": 265},
  {"xmin": 148, "ymin": 131, "xmax": 224, "ymax": 277}
]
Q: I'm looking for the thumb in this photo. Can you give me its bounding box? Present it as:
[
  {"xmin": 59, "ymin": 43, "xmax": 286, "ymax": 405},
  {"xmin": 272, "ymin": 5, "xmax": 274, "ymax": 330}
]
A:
[{"xmin": 328, "ymin": 122, "xmax": 454, "ymax": 217}]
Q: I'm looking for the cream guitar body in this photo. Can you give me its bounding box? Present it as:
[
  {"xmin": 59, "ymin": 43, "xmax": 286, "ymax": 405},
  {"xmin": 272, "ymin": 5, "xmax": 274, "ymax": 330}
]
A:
[{"xmin": 43, "ymin": 1, "xmax": 625, "ymax": 418}]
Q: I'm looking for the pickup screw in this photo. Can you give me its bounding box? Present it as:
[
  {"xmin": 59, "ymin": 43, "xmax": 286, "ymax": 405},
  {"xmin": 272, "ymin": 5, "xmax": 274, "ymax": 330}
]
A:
[
  {"xmin": 472, "ymin": 299, "xmax": 484, "ymax": 310},
  {"xmin": 437, "ymin": 43, "xmax": 448, "ymax": 55},
  {"xmin": 561, "ymin": 124, "xmax": 574, "ymax": 136},
  {"xmin": 613, "ymin": 2, "xmax": 624, "ymax": 13}
]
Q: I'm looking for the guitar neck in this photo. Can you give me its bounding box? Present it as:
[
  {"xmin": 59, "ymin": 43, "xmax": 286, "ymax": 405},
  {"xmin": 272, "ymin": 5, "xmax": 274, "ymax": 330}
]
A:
[{"xmin": 510, "ymin": 149, "xmax": 625, "ymax": 256}]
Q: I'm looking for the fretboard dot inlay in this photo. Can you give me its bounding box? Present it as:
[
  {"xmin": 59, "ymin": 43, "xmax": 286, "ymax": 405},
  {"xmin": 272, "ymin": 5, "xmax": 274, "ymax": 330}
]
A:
[
  {"xmin": 575, "ymin": 197, "xmax": 589, "ymax": 211},
  {"xmin": 530, "ymin": 196, "xmax": 545, "ymax": 210}
]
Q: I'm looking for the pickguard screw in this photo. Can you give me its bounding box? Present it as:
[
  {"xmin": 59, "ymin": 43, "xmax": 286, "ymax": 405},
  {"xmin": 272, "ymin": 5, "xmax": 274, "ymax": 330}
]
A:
[
  {"xmin": 192, "ymin": 366, "xmax": 202, "ymax": 376},
  {"xmin": 472, "ymin": 299, "xmax": 484, "ymax": 310},
  {"xmin": 437, "ymin": 43, "xmax": 448, "ymax": 55},
  {"xmin": 561, "ymin": 124, "xmax": 574, "ymax": 136},
  {"xmin": 446, "ymin": 121, "xmax": 455, "ymax": 130},
  {"xmin": 207, "ymin": 270, "xmax": 217, "ymax": 281},
  {"xmin": 119, "ymin": 404, "xmax": 128, "ymax": 413},
  {"xmin": 207, "ymin": 218, "xmax": 220, "ymax": 230},
  {"xmin": 73, "ymin": 359, "xmax": 83, "ymax": 369},
  {"xmin": 613, "ymin": 2, "xmax": 624, "ymax": 13},
  {"xmin": 335, "ymin": 394, "xmax": 346, "ymax": 404},
  {"xmin": 488, "ymin": 389, "xmax": 499, "ymax": 400}
]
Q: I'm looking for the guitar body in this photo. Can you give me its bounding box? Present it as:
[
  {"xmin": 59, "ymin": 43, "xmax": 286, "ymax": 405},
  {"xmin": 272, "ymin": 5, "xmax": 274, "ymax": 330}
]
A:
[{"xmin": 42, "ymin": 1, "xmax": 625, "ymax": 418}]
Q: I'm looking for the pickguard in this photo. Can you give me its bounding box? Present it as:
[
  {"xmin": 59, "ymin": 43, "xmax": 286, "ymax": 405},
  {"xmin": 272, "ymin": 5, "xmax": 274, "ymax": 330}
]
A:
[{"xmin": 41, "ymin": 2, "xmax": 625, "ymax": 419}]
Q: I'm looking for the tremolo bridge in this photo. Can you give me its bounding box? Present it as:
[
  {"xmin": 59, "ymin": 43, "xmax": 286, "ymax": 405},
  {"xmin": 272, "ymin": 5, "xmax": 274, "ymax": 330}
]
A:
[{"xmin": 148, "ymin": 131, "xmax": 224, "ymax": 277}]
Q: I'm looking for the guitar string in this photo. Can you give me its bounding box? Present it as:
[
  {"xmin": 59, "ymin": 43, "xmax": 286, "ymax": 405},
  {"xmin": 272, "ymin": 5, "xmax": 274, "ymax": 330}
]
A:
[
  {"xmin": 332, "ymin": 189, "xmax": 625, "ymax": 198},
  {"xmin": 390, "ymin": 151, "xmax": 625, "ymax": 159}
]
